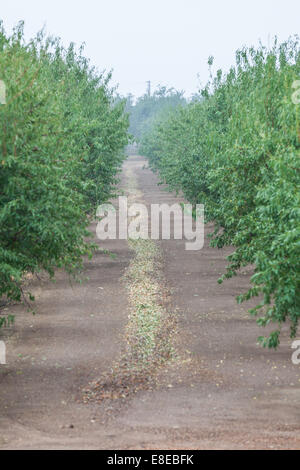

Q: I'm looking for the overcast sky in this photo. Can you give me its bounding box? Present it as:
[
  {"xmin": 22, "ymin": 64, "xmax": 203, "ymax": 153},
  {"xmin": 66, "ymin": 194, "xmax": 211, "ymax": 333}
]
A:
[{"xmin": 1, "ymin": 0, "xmax": 299, "ymax": 97}]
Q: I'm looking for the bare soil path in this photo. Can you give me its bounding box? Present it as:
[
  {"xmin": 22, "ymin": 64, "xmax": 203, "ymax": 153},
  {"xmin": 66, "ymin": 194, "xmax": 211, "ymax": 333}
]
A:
[{"xmin": 0, "ymin": 156, "xmax": 299, "ymax": 449}]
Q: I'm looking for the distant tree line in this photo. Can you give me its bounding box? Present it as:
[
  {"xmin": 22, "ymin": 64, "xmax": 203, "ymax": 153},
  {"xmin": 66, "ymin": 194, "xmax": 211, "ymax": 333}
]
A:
[{"xmin": 123, "ymin": 86, "xmax": 187, "ymax": 142}]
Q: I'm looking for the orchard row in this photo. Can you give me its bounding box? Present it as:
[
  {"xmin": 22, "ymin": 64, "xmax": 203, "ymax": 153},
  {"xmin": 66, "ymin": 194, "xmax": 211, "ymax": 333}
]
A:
[
  {"xmin": 0, "ymin": 22, "xmax": 129, "ymax": 310},
  {"xmin": 140, "ymin": 39, "xmax": 300, "ymax": 348}
]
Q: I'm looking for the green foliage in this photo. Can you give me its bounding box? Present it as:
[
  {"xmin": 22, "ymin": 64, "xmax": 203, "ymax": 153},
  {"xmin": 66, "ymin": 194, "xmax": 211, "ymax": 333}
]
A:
[
  {"xmin": 141, "ymin": 38, "xmax": 300, "ymax": 348},
  {"xmin": 0, "ymin": 22, "xmax": 129, "ymax": 319}
]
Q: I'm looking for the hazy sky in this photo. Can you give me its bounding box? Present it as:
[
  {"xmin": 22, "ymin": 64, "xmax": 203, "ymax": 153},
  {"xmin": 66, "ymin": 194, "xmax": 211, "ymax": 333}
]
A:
[{"xmin": 1, "ymin": 0, "xmax": 299, "ymax": 97}]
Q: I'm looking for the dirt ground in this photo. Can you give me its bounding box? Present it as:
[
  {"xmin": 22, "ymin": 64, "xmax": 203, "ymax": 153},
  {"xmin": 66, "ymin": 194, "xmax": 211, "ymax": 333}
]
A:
[{"xmin": 0, "ymin": 155, "xmax": 299, "ymax": 450}]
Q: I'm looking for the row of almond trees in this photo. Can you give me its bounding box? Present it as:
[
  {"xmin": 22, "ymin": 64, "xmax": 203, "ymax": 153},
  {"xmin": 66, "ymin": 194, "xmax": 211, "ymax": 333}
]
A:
[
  {"xmin": 0, "ymin": 22, "xmax": 129, "ymax": 322},
  {"xmin": 140, "ymin": 39, "xmax": 300, "ymax": 348}
]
